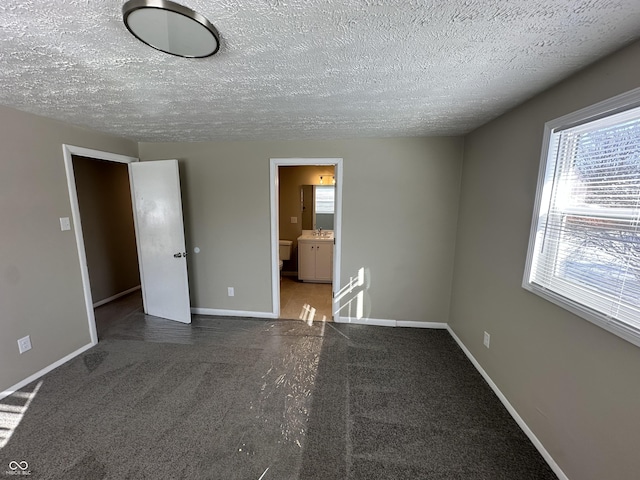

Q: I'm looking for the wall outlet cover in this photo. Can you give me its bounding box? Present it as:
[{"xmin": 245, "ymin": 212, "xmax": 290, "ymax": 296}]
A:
[
  {"xmin": 18, "ymin": 335, "xmax": 32, "ymax": 354},
  {"xmin": 228, "ymin": 287, "xmax": 235, "ymax": 297},
  {"xmin": 483, "ymin": 331, "xmax": 491, "ymax": 348}
]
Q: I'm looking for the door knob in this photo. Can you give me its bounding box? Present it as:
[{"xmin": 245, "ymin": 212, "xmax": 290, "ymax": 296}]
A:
[{"xmin": 173, "ymin": 253, "xmax": 183, "ymax": 258}]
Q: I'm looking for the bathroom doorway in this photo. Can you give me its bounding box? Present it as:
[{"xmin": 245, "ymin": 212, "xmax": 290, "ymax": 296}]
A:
[{"xmin": 269, "ymin": 158, "xmax": 343, "ymax": 322}]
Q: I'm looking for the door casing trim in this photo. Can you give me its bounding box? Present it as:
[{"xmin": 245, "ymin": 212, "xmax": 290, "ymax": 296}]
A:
[
  {"xmin": 269, "ymin": 157, "xmax": 344, "ymax": 319},
  {"xmin": 62, "ymin": 144, "xmax": 139, "ymax": 344}
]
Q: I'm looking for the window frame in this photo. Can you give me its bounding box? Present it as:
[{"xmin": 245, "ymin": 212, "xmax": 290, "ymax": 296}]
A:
[{"xmin": 523, "ymin": 87, "xmax": 640, "ymax": 348}]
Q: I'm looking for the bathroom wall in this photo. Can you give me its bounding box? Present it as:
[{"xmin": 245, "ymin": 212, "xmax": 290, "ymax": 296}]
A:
[
  {"xmin": 0, "ymin": 105, "xmax": 138, "ymax": 394},
  {"xmin": 278, "ymin": 165, "xmax": 335, "ymax": 273},
  {"xmin": 138, "ymin": 136, "xmax": 464, "ymax": 322},
  {"xmin": 449, "ymin": 39, "xmax": 640, "ymax": 480},
  {"xmin": 72, "ymin": 155, "xmax": 140, "ymax": 304}
]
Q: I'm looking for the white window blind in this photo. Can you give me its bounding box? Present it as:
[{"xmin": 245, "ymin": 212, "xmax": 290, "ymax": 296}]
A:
[
  {"xmin": 524, "ymin": 96, "xmax": 640, "ymax": 345},
  {"xmin": 315, "ymin": 185, "xmax": 335, "ymax": 214}
]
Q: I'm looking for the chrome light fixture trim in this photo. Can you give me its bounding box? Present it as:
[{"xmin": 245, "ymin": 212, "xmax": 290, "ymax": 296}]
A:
[{"xmin": 123, "ymin": 0, "xmax": 220, "ymax": 58}]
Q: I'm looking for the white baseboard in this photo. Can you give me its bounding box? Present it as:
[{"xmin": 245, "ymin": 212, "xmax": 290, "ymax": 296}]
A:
[
  {"xmin": 397, "ymin": 320, "xmax": 448, "ymax": 329},
  {"xmin": 336, "ymin": 317, "xmax": 396, "ymax": 327},
  {"xmin": 446, "ymin": 326, "xmax": 569, "ymax": 480},
  {"xmin": 191, "ymin": 307, "xmax": 278, "ymax": 319},
  {"xmin": 92, "ymin": 285, "xmax": 141, "ymax": 308},
  {"xmin": 0, "ymin": 341, "xmax": 95, "ymax": 401},
  {"xmin": 334, "ymin": 316, "xmax": 447, "ymax": 329}
]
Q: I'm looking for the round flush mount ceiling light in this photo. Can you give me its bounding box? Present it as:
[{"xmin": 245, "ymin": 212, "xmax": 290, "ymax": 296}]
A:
[{"xmin": 123, "ymin": 0, "xmax": 220, "ymax": 58}]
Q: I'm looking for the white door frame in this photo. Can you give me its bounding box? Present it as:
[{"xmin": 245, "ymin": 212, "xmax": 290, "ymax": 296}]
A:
[
  {"xmin": 62, "ymin": 144, "xmax": 139, "ymax": 345},
  {"xmin": 269, "ymin": 157, "xmax": 343, "ymax": 318}
]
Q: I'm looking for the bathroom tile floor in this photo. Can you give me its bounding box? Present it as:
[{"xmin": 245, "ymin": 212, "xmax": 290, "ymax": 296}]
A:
[{"xmin": 280, "ymin": 275, "xmax": 333, "ymax": 322}]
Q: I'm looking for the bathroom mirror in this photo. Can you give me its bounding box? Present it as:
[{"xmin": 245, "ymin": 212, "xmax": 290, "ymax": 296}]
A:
[{"xmin": 301, "ymin": 185, "xmax": 335, "ymax": 230}]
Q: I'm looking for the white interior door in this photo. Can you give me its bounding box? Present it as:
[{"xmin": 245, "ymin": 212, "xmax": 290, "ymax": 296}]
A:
[{"xmin": 129, "ymin": 160, "xmax": 191, "ymax": 323}]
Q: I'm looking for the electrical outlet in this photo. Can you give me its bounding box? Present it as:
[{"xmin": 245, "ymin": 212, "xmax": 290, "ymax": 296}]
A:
[
  {"xmin": 228, "ymin": 287, "xmax": 235, "ymax": 297},
  {"xmin": 483, "ymin": 331, "xmax": 490, "ymax": 349},
  {"xmin": 18, "ymin": 335, "xmax": 32, "ymax": 354},
  {"xmin": 290, "ymin": 216, "xmax": 297, "ymax": 224}
]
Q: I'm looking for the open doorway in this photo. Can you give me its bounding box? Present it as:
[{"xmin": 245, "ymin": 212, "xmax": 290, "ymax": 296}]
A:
[
  {"xmin": 72, "ymin": 155, "xmax": 142, "ymax": 337},
  {"xmin": 269, "ymin": 158, "xmax": 343, "ymax": 322},
  {"xmin": 62, "ymin": 146, "xmax": 141, "ymax": 344},
  {"xmin": 64, "ymin": 146, "xmax": 193, "ymax": 345}
]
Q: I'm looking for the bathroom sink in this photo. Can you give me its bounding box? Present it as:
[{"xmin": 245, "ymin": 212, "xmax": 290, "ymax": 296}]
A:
[{"xmin": 298, "ymin": 232, "xmax": 333, "ymax": 242}]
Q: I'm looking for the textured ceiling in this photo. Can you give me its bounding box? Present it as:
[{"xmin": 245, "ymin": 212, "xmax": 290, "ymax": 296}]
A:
[{"xmin": 1, "ymin": 1, "xmax": 640, "ymax": 142}]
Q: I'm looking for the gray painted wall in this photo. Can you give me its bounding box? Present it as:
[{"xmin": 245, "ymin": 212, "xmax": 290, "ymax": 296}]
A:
[
  {"xmin": 72, "ymin": 156, "xmax": 139, "ymax": 303},
  {"xmin": 0, "ymin": 106, "xmax": 137, "ymax": 393},
  {"xmin": 138, "ymin": 137, "xmax": 464, "ymax": 322},
  {"xmin": 449, "ymin": 40, "xmax": 640, "ymax": 480}
]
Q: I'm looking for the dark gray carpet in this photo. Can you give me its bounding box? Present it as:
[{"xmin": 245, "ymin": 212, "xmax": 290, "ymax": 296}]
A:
[{"xmin": 0, "ymin": 296, "xmax": 557, "ymax": 479}]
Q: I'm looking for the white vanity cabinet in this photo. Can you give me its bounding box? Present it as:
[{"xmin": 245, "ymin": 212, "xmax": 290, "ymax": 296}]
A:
[{"xmin": 298, "ymin": 237, "xmax": 333, "ymax": 282}]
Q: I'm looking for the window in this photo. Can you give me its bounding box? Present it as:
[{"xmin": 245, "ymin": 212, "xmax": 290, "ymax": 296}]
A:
[
  {"xmin": 523, "ymin": 90, "xmax": 640, "ymax": 346},
  {"xmin": 314, "ymin": 185, "xmax": 335, "ymax": 214}
]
